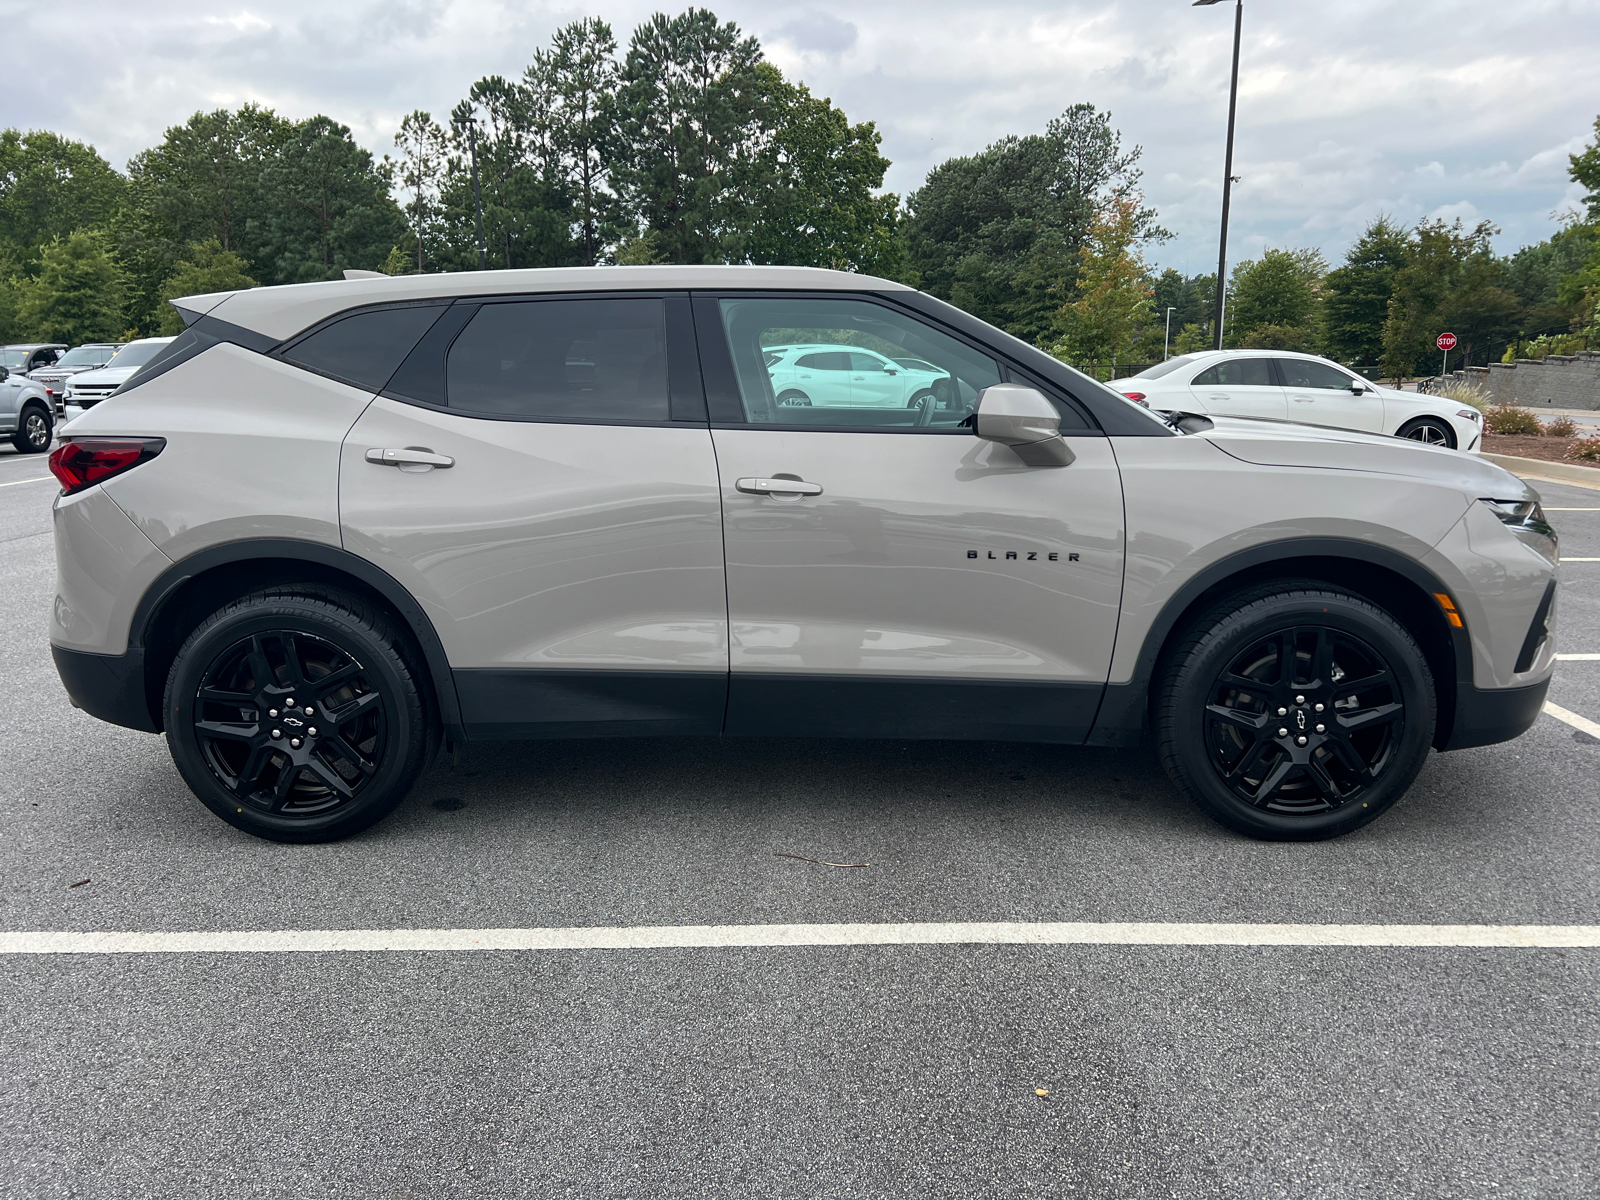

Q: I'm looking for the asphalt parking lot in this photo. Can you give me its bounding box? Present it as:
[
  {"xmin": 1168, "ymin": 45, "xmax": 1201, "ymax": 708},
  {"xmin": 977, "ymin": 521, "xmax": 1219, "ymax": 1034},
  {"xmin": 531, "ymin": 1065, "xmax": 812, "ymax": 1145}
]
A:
[{"xmin": 2, "ymin": 441, "xmax": 1597, "ymax": 1199}]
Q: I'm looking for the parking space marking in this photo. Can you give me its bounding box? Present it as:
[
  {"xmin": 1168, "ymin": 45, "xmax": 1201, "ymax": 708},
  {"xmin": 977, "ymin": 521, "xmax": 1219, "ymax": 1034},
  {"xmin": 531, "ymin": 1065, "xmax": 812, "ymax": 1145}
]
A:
[
  {"xmin": 2, "ymin": 922, "xmax": 1597, "ymax": 955},
  {"xmin": 0, "ymin": 475, "xmax": 52, "ymax": 489},
  {"xmin": 1562, "ymin": 558, "xmax": 1600, "ymax": 562},
  {"xmin": 1544, "ymin": 701, "xmax": 1600, "ymax": 740},
  {"xmin": 1557, "ymin": 654, "xmax": 1600, "ymax": 660},
  {"xmin": 1545, "ymin": 507, "xmax": 1600, "ymax": 510}
]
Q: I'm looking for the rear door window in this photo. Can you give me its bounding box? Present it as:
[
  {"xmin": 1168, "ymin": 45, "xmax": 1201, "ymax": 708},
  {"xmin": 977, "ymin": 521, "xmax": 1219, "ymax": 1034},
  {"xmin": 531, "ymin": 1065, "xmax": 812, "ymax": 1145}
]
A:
[
  {"xmin": 445, "ymin": 298, "xmax": 668, "ymax": 423},
  {"xmin": 1192, "ymin": 358, "xmax": 1275, "ymax": 387}
]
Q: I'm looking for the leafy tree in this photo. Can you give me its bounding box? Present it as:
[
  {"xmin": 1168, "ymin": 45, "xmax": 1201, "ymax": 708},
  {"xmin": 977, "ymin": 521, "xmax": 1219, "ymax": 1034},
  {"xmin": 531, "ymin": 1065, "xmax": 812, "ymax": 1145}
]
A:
[
  {"xmin": 1322, "ymin": 216, "xmax": 1410, "ymax": 367},
  {"xmin": 741, "ymin": 65, "xmax": 901, "ymax": 276},
  {"xmin": 392, "ymin": 111, "xmax": 449, "ymax": 273},
  {"xmin": 1228, "ymin": 248, "xmax": 1325, "ymax": 350},
  {"xmin": 156, "ymin": 240, "xmax": 256, "ymax": 334},
  {"xmin": 259, "ymin": 116, "xmax": 406, "ymax": 282},
  {"xmin": 608, "ymin": 7, "xmax": 768, "ymax": 264},
  {"xmin": 1381, "ymin": 219, "xmax": 1517, "ymax": 379},
  {"xmin": 16, "ymin": 231, "xmax": 127, "ymax": 343},
  {"xmin": 0, "ymin": 130, "xmax": 125, "ymax": 267},
  {"xmin": 903, "ymin": 104, "xmax": 1166, "ymax": 343},
  {"xmin": 1046, "ymin": 195, "xmax": 1155, "ymax": 373},
  {"xmin": 529, "ymin": 18, "xmax": 622, "ymax": 265},
  {"xmin": 1570, "ymin": 114, "xmax": 1600, "ymax": 223}
]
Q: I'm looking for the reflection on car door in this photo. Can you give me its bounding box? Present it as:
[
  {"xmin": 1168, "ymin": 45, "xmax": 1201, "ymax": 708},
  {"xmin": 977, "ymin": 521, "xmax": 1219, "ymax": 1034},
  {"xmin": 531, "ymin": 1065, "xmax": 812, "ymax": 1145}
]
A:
[
  {"xmin": 699, "ymin": 294, "xmax": 1125, "ymax": 743},
  {"xmin": 1187, "ymin": 358, "xmax": 1286, "ymax": 421},
  {"xmin": 339, "ymin": 293, "xmax": 729, "ymax": 739},
  {"xmin": 848, "ymin": 351, "xmax": 901, "ymax": 407},
  {"xmin": 1276, "ymin": 358, "xmax": 1384, "ymax": 433}
]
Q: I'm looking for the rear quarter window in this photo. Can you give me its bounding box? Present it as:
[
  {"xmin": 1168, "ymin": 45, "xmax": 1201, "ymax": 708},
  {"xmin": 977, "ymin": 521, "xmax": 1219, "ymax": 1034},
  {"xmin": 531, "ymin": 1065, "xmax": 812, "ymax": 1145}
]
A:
[{"xmin": 282, "ymin": 305, "xmax": 449, "ymax": 391}]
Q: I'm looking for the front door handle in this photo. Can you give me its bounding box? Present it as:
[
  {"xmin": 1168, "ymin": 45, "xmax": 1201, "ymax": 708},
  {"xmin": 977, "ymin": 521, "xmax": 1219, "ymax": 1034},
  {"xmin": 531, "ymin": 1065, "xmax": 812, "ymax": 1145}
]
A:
[
  {"xmin": 735, "ymin": 476, "xmax": 823, "ymax": 497},
  {"xmin": 1291, "ymin": 395, "xmax": 1315, "ymax": 403},
  {"xmin": 366, "ymin": 447, "xmax": 455, "ymax": 468}
]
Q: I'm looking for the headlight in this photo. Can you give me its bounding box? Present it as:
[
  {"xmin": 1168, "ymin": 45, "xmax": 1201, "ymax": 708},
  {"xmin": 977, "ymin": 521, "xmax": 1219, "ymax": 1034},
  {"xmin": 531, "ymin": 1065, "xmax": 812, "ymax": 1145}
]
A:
[
  {"xmin": 1481, "ymin": 497, "xmax": 1558, "ymax": 563},
  {"xmin": 1457, "ymin": 409, "xmax": 1481, "ymax": 422},
  {"xmin": 64, "ymin": 385, "xmax": 76, "ymax": 399}
]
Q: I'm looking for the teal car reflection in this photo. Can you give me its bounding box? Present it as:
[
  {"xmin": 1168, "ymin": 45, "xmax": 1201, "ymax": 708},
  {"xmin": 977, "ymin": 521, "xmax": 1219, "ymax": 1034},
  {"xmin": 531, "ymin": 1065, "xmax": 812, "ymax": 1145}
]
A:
[{"xmin": 763, "ymin": 344, "xmax": 949, "ymax": 408}]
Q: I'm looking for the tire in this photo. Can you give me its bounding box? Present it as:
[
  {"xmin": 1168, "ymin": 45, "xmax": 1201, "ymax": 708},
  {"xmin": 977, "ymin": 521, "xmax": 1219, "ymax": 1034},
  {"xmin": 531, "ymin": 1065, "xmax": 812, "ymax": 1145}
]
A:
[
  {"xmin": 776, "ymin": 389, "xmax": 811, "ymax": 407},
  {"xmin": 906, "ymin": 388, "xmax": 937, "ymax": 409},
  {"xmin": 163, "ymin": 587, "xmax": 433, "ymax": 843},
  {"xmin": 1396, "ymin": 417, "xmax": 1455, "ymax": 448},
  {"xmin": 12, "ymin": 404, "xmax": 51, "ymax": 453},
  {"xmin": 1155, "ymin": 582, "xmax": 1436, "ymax": 841}
]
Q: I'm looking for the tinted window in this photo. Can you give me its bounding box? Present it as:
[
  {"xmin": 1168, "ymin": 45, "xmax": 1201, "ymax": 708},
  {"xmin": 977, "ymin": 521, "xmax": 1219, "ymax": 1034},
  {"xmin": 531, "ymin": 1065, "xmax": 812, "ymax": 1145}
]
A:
[
  {"xmin": 719, "ymin": 297, "xmax": 1002, "ymax": 430},
  {"xmin": 1135, "ymin": 354, "xmax": 1198, "ymax": 380},
  {"xmin": 795, "ymin": 352, "xmax": 850, "ymax": 371},
  {"xmin": 446, "ymin": 298, "xmax": 668, "ymax": 422},
  {"xmin": 285, "ymin": 305, "xmax": 446, "ymax": 391},
  {"xmin": 1277, "ymin": 358, "xmax": 1356, "ymax": 390},
  {"xmin": 1192, "ymin": 358, "xmax": 1275, "ymax": 387}
]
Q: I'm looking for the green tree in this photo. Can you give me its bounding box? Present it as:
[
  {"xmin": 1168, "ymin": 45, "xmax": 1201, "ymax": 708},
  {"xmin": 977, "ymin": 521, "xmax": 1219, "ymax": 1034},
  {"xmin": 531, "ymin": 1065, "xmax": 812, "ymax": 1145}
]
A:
[
  {"xmin": 903, "ymin": 104, "xmax": 1166, "ymax": 343},
  {"xmin": 16, "ymin": 231, "xmax": 127, "ymax": 343},
  {"xmin": 530, "ymin": 17, "xmax": 622, "ymax": 266},
  {"xmin": 1228, "ymin": 247, "xmax": 1325, "ymax": 351},
  {"xmin": 0, "ymin": 130, "xmax": 125, "ymax": 266},
  {"xmin": 392, "ymin": 111, "xmax": 449, "ymax": 273},
  {"xmin": 259, "ymin": 116, "xmax": 406, "ymax": 282},
  {"xmin": 1322, "ymin": 216, "xmax": 1410, "ymax": 367},
  {"xmin": 740, "ymin": 65, "xmax": 901, "ymax": 276},
  {"xmin": 156, "ymin": 240, "xmax": 256, "ymax": 334},
  {"xmin": 607, "ymin": 7, "xmax": 768, "ymax": 264},
  {"xmin": 1570, "ymin": 114, "xmax": 1600, "ymax": 223},
  {"xmin": 1381, "ymin": 219, "xmax": 1517, "ymax": 379},
  {"xmin": 1047, "ymin": 195, "xmax": 1155, "ymax": 374}
]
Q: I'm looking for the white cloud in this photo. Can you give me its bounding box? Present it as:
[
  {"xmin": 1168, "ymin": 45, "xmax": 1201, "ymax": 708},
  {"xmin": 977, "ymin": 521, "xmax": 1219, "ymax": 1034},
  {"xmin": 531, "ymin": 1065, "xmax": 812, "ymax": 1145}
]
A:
[{"xmin": 1, "ymin": 0, "xmax": 1594, "ymax": 272}]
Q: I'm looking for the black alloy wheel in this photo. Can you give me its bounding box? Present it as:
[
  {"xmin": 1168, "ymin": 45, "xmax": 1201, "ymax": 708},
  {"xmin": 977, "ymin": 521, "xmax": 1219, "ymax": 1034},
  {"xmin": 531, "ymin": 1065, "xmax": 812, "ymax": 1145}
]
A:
[
  {"xmin": 13, "ymin": 405, "xmax": 50, "ymax": 453},
  {"xmin": 165, "ymin": 587, "xmax": 432, "ymax": 842},
  {"xmin": 1397, "ymin": 417, "xmax": 1455, "ymax": 448},
  {"xmin": 1157, "ymin": 582, "xmax": 1435, "ymax": 840}
]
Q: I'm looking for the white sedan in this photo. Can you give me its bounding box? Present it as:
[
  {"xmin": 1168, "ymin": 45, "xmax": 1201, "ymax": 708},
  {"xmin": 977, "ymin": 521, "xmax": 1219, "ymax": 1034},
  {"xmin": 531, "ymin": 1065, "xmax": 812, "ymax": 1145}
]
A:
[
  {"xmin": 763, "ymin": 343, "xmax": 951, "ymax": 409},
  {"xmin": 1120, "ymin": 350, "xmax": 1482, "ymax": 452}
]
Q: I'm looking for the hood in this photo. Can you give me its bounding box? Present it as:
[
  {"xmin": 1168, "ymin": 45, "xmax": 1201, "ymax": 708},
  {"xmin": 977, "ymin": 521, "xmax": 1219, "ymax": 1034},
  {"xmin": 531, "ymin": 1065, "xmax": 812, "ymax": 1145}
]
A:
[
  {"xmin": 65, "ymin": 363, "xmax": 142, "ymax": 387},
  {"xmin": 1194, "ymin": 414, "xmax": 1528, "ymax": 498}
]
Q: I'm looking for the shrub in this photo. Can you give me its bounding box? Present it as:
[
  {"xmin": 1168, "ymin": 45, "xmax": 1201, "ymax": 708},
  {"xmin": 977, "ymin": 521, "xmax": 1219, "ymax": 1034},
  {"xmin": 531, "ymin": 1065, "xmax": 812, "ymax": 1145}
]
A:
[
  {"xmin": 1545, "ymin": 415, "xmax": 1578, "ymax": 438},
  {"xmin": 1434, "ymin": 379, "xmax": 1489, "ymax": 410},
  {"xmin": 1568, "ymin": 436, "xmax": 1600, "ymax": 463},
  {"xmin": 1484, "ymin": 403, "xmax": 1544, "ymax": 436}
]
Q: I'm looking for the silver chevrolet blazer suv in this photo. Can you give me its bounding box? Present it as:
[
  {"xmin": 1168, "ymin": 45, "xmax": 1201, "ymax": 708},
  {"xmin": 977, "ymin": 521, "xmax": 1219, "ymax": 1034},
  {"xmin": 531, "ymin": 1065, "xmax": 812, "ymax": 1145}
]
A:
[{"xmin": 48, "ymin": 266, "xmax": 1559, "ymax": 843}]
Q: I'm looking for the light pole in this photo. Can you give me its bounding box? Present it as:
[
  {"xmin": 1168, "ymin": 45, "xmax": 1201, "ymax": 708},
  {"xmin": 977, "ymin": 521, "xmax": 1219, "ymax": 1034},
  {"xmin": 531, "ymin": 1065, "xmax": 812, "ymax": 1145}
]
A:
[
  {"xmin": 1195, "ymin": 0, "xmax": 1243, "ymax": 351},
  {"xmin": 1164, "ymin": 306, "xmax": 1177, "ymax": 360}
]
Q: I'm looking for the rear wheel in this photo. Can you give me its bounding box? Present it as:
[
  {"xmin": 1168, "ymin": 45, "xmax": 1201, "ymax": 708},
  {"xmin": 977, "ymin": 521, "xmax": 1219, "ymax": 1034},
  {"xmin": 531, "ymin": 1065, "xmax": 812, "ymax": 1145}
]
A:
[
  {"xmin": 12, "ymin": 403, "xmax": 51, "ymax": 453},
  {"xmin": 1396, "ymin": 417, "xmax": 1455, "ymax": 448},
  {"xmin": 1156, "ymin": 582, "xmax": 1435, "ymax": 840},
  {"xmin": 163, "ymin": 587, "xmax": 432, "ymax": 843},
  {"xmin": 776, "ymin": 389, "xmax": 811, "ymax": 406}
]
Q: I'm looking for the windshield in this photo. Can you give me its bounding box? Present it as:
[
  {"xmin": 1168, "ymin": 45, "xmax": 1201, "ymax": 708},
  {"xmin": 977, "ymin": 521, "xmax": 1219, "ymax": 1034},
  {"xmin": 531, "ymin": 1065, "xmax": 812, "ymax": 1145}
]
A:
[
  {"xmin": 57, "ymin": 345, "xmax": 116, "ymax": 368},
  {"xmin": 1, "ymin": 349, "xmax": 28, "ymax": 370},
  {"xmin": 107, "ymin": 341, "xmax": 168, "ymax": 369},
  {"xmin": 1133, "ymin": 354, "xmax": 1200, "ymax": 381}
]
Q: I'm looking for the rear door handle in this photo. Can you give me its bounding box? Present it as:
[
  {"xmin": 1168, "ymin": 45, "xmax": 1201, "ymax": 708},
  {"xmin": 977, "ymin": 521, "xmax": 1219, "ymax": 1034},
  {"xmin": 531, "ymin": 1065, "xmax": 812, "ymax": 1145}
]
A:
[
  {"xmin": 366, "ymin": 447, "xmax": 454, "ymax": 468},
  {"xmin": 735, "ymin": 477, "xmax": 823, "ymax": 496}
]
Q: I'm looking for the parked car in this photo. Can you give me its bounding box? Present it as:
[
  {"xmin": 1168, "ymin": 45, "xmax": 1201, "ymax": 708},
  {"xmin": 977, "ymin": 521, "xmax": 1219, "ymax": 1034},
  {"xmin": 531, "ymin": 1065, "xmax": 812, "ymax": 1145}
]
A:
[
  {"xmin": 48, "ymin": 267, "xmax": 1556, "ymax": 845},
  {"xmin": 1, "ymin": 361, "xmax": 57, "ymax": 452},
  {"xmin": 1120, "ymin": 350, "xmax": 1483, "ymax": 450},
  {"xmin": 3, "ymin": 343, "xmax": 68, "ymax": 377},
  {"xmin": 29, "ymin": 343, "xmax": 123, "ymax": 414},
  {"xmin": 763, "ymin": 342, "xmax": 955, "ymax": 411},
  {"xmin": 60, "ymin": 337, "xmax": 175, "ymax": 418}
]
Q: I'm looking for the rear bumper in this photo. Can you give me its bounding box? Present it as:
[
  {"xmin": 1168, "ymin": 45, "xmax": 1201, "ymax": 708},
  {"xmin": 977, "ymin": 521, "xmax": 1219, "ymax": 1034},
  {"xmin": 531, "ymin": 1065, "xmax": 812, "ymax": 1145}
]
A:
[
  {"xmin": 52, "ymin": 644, "xmax": 158, "ymax": 733},
  {"xmin": 1440, "ymin": 677, "xmax": 1550, "ymax": 751}
]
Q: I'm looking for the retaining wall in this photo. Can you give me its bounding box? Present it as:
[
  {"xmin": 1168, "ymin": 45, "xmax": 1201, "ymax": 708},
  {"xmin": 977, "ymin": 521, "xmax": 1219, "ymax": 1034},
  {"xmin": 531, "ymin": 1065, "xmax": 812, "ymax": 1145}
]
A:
[{"xmin": 1455, "ymin": 351, "xmax": 1600, "ymax": 410}]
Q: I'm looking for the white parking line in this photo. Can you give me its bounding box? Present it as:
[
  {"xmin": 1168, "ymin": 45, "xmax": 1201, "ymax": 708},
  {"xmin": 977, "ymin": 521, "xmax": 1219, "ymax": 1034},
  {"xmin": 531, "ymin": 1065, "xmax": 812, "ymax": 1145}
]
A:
[
  {"xmin": 1561, "ymin": 558, "xmax": 1600, "ymax": 562},
  {"xmin": 1545, "ymin": 507, "xmax": 1600, "ymax": 511},
  {"xmin": 1556, "ymin": 654, "xmax": 1600, "ymax": 660},
  {"xmin": 1544, "ymin": 702, "xmax": 1600, "ymax": 740},
  {"xmin": 1, "ymin": 922, "xmax": 1596, "ymax": 955},
  {"xmin": 0, "ymin": 475, "xmax": 52, "ymax": 488}
]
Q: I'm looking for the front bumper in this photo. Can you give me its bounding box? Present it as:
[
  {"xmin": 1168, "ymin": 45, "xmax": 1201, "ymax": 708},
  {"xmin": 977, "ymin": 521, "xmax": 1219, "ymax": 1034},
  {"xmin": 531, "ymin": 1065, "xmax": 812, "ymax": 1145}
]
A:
[{"xmin": 1441, "ymin": 677, "xmax": 1550, "ymax": 751}]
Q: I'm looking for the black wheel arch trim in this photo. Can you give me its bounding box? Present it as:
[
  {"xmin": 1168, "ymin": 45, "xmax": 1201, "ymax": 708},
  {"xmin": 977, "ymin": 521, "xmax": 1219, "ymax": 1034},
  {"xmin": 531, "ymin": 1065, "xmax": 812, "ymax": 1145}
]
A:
[
  {"xmin": 1085, "ymin": 536, "xmax": 1475, "ymax": 750},
  {"xmin": 127, "ymin": 539, "xmax": 463, "ymax": 738}
]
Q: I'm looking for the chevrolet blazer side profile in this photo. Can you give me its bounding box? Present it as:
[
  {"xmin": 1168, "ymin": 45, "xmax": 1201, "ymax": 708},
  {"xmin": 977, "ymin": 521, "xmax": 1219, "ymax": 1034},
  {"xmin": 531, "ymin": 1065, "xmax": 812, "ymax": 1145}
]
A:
[{"xmin": 48, "ymin": 266, "xmax": 1558, "ymax": 843}]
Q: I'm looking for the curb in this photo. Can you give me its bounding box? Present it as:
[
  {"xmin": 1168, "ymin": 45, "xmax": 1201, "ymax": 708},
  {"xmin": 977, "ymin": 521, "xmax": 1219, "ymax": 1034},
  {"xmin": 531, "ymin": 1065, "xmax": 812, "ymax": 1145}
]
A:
[{"xmin": 1483, "ymin": 452, "xmax": 1600, "ymax": 492}]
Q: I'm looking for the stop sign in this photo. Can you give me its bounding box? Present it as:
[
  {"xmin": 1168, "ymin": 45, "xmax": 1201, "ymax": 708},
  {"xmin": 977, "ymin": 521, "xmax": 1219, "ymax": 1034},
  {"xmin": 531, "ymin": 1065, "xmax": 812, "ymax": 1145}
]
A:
[{"xmin": 1437, "ymin": 332, "xmax": 1458, "ymax": 351}]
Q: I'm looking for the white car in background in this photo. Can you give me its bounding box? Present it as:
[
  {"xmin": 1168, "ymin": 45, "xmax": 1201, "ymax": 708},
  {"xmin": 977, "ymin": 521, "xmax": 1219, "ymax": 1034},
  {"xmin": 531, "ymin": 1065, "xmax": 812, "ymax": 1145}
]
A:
[
  {"xmin": 765, "ymin": 343, "xmax": 952, "ymax": 410},
  {"xmin": 61, "ymin": 337, "xmax": 176, "ymax": 420},
  {"xmin": 1120, "ymin": 350, "xmax": 1483, "ymax": 452}
]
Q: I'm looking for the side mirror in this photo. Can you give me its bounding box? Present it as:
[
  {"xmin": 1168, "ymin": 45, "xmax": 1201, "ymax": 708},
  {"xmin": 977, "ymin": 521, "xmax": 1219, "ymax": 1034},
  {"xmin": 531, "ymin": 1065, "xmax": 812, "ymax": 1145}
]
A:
[
  {"xmin": 1350, "ymin": 380, "xmax": 1367, "ymax": 394},
  {"xmin": 0, "ymin": 367, "xmax": 8, "ymax": 381},
  {"xmin": 973, "ymin": 384, "xmax": 1075, "ymax": 467}
]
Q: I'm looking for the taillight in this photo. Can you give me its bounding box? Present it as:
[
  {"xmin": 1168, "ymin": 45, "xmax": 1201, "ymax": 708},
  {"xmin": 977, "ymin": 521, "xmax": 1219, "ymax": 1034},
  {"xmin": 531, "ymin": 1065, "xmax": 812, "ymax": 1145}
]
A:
[
  {"xmin": 48, "ymin": 438, "xmax": 166, "ymax": 496},
  {"xmin": 1121, "ymin": 391, "xmax": 1148, "ymax": 406}
]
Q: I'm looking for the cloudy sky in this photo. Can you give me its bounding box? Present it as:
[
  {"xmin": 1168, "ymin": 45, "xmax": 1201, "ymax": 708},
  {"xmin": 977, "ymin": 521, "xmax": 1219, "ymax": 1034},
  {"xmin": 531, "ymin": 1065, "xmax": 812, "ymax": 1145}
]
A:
[{"xmin": 4, "ymin": 0, "xmax": 1598, "ymax": 274}]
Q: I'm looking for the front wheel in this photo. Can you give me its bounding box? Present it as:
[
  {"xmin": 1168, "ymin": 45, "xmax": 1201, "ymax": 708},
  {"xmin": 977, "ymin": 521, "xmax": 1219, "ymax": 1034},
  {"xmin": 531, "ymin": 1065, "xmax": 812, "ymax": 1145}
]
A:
[
  {"xmin": 1156, "ymin": 583, "xmax": 1435, "ymax": 840},
  {"xmin": 1396, "ymin": 417, "xmax": 1455, "ymax": 448},
  {"xmin": 163, "ymin": 587, "xmax": 433, "ymax": 842},
  {"xmin": 12, "ymin": 404, "xmax": 51, "ymax": 453}
]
